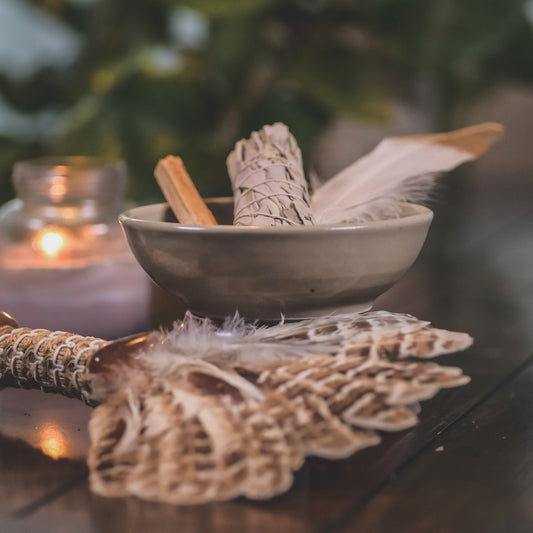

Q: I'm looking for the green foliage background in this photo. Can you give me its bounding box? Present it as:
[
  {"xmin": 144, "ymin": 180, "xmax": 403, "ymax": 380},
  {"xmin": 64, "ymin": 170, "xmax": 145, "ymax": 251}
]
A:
[{"xmin": 0, "ymin": 0, "xmax": 532, "ymax": 203}]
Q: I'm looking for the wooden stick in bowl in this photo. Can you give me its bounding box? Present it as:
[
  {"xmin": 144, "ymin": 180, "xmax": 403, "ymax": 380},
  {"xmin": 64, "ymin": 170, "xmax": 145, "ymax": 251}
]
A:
[{"xmin": 155, "ymin": 156, "xmax": 217, "ymax": 225}]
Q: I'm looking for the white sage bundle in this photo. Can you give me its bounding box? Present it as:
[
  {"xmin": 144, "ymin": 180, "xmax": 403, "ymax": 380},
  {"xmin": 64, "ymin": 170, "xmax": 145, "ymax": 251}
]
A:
[{"xmin": 227, "ymin": 123, "xmax": 315, "ymax": 226}]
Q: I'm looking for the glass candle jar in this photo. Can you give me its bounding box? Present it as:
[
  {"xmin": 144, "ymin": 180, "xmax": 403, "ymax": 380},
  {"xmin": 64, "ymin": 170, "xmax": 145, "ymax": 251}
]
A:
[{"xmin": 0, "ymin": 157, "xmax": 150, "ymax": 339}]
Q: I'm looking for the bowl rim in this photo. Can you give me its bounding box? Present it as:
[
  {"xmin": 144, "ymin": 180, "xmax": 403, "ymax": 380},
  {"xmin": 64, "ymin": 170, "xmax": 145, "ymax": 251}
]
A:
[{"xmin": 119, "ymin": 198, "xmax": 433, "ymax": 234}]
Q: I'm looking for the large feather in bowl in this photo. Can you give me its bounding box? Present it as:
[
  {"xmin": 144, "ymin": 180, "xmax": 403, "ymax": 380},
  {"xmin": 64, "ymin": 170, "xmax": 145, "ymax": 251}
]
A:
[{"xmin": 311, "ymin": 122, "xmax": 504, "ymax": 224}]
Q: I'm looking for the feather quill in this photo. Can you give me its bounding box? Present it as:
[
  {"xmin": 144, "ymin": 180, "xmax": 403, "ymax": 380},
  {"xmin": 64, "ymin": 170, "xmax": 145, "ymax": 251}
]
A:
[{"xmin": 311, "ymin": 122, "xmax": 504, "ymax": 224}]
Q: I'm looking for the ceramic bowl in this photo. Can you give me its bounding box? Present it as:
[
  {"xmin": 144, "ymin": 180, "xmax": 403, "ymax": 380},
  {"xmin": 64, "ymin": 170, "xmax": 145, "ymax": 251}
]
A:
[{"xmin": 119, "ymin": 198, "xmax": 433, "ymax": 320}]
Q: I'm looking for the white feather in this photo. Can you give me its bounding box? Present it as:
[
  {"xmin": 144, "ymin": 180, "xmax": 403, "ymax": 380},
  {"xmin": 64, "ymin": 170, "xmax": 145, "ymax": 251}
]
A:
[
  {"xmin": 311, "ymin": 122, "xmax": 504, "ymax": 223},
  {"xmin": 125, "ymin": 310, "xmax": 466, "ymax": 372},
  {"xmin": 152, "ymin": 311, "xmax": 326, "ymax": 369}
]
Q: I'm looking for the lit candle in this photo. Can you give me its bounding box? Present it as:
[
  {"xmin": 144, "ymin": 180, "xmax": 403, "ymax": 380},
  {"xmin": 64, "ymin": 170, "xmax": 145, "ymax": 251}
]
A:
[
  {"xmin": 0, "ymin": 236, "xmax": 151, "ymax": 339},
  {"xmin": 0, "ymin": 157, "xmax": 151, "ymax": 339}
]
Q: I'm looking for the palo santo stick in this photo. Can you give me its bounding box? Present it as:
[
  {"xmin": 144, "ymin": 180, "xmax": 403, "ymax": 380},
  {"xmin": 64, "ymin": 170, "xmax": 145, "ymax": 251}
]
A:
[{"xmin": 155, "ymin": 156, "xmax": 217, "ymax": 225}]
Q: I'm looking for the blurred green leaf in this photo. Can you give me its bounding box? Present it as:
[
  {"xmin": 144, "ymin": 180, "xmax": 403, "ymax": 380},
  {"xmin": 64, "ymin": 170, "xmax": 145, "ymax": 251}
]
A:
[
  {"xmin": 286, "ymin": 45, "xmax": 390, "ymax": 121},
  {"xmin": 178, "ymin": 0, "xmax": 276, "ymax": 18},
  {"xmin": 0, "ymin": 0, "xmax": 531, "ymax": 206}
]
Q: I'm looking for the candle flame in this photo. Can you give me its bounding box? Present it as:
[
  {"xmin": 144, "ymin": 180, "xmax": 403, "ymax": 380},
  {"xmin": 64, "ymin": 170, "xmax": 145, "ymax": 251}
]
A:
[{"xmin": 34, "ymin": 227, "xmax": 68, "ymax": 258}]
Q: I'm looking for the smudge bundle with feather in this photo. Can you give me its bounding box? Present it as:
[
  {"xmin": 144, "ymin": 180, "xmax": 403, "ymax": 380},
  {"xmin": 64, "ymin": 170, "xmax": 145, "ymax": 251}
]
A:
[{"xmin": 88, "ymin": 311, "xmax": 472, "ymax": 505}]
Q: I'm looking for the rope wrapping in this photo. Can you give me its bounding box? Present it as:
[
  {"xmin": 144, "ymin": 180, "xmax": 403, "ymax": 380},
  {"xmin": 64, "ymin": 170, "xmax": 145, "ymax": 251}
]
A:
[{"xmin": 0, "ymin": 322, "xmax": 106, "ymax": 404}]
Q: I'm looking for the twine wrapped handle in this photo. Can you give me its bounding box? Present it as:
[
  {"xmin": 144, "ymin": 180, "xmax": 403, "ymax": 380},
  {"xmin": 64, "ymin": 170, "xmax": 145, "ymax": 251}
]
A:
[{"xmin": 0, "ymin": 312, "xmax": 157, "ymax": 405}]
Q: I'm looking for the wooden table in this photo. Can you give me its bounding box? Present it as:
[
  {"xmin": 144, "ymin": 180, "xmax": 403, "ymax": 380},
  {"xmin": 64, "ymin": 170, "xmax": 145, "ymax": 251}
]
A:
[{"xmin": 2, "ymin": 182, "xmax": 533, "ymax": 533}]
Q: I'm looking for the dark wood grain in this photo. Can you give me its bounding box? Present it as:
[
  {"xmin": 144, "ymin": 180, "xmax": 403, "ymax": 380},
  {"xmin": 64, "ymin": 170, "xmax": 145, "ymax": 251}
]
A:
[{"xmin": 335, "ymin": 360, "xmax": 533, "ymax": 533}]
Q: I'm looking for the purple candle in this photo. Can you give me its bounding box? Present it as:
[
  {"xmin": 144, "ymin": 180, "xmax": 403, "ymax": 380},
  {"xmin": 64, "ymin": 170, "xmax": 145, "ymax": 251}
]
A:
[{"xmin": 0, "ymin": 157, "xmax": 150, "ymax": 339}]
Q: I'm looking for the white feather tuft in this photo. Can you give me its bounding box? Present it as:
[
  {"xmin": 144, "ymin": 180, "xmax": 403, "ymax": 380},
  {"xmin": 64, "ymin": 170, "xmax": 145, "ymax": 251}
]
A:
[
  {"xmin": 153, "ymin": 312, "xmax": 310, "ymax": 369},
  {"xmin": 317, "ymin": 174, "xmax": 441, "ymax": 223},
  {"xmin": 125, "ymin": 310, "xmax": 460, "ymax": 372}
]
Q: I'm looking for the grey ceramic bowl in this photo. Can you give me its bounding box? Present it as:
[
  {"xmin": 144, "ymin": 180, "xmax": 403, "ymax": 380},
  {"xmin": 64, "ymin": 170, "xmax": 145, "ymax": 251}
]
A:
[{"xmin": 119, "ymin": 198, "xmax": 433, "ymax": 320}]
